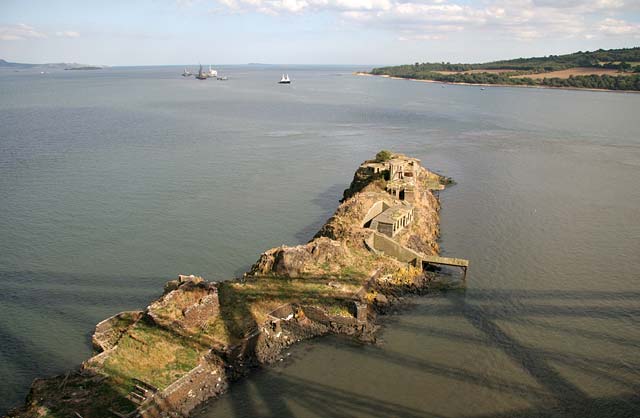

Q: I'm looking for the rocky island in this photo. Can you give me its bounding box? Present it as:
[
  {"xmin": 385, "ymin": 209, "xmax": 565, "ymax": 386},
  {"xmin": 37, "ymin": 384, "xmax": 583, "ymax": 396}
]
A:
[{"xmin": 7, "ymin": 151, "xmax": 466, "ymax": 418}]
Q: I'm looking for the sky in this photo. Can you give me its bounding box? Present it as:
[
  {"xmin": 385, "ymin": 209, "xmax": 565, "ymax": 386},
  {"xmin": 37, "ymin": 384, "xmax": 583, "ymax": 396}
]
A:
[{"xmin": 1, "ymin": 0, "xmax": 639, "ymax": 65}]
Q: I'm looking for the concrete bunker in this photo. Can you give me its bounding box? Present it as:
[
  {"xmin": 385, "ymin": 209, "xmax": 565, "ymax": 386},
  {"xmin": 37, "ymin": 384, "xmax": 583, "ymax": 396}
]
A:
[
  {"xmin": 369, "ymin": 203, "xmax": 414, "ymax": 238},
  {"xmin": 386, "ymin": 180, "xmax": 416, "ymax": 203},
  {"xmin": 361, "ymin": 201, "xmax": 390, "ymax": 228}
]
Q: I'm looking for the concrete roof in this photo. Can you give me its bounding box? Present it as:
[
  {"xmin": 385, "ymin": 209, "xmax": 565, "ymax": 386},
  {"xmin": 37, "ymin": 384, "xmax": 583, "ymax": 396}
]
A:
[
  {"xmin": 361, "ymin": 162, "xmax": 387, "ymax": 169},
  {"xmin": 387, "ymin": 178, "xmax": 415, "ymax": 189},
  {"xmin": 388, "ymin": 156, "xmax": 420, "ymax": 165},
  {"xmin": 373, "ymin": 203, "xmax": 413, "ymax": 224}
]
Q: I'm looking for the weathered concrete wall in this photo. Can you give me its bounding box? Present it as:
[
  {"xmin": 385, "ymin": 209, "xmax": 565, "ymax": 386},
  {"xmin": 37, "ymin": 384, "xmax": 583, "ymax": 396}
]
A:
[
  {"xmin": 92, "ymin": 311, "xmax": 143, "ymax": 352},
  {"xmin": 267, "ymin": 303, "xmax": 295, "ymax": 320},
  {"xmin": 377, "ymin": 222, "xmax": 394, "ymax": 237},
  {"xmin": 147, "ymin": 279, "xmax": 220, "ymax": 332},
  {"xmin": 361, "ymin": 201, "xmax": 389, "ymax": 227},
  {"xmin": 366, "ymin": 232, "xmax": 423, "ymax": 265},
  {"xmin": 142, "ymin": 355, "xmax": 228, "ymax": 418},
  {"xmin": 405, "ymin": 189, "xmax": 415, "ymax": 202}
]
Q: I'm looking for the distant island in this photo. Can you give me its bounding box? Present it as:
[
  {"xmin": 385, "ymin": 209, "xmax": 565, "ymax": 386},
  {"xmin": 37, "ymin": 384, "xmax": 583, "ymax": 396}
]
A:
[
  {"xmin": 0, "ymin": 59, "xmax": 105, "ymax": 70},
  {"xmin": 365, "ymin": 47, "xmax": 640, "ymax": 91},
  {"xmin": 64, "ymin": 66, "xmax": 103, "ymax": 70}
]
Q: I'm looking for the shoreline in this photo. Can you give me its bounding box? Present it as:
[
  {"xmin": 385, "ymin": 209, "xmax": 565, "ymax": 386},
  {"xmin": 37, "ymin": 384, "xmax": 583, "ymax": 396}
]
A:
[{"xmin": 354, "ymin": 72, "xmax": 640, "ymax": 94}]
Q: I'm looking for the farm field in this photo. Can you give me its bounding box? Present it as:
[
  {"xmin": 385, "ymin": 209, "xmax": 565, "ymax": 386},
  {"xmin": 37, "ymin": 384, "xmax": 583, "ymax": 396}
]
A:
[
  {"xmin": 520, "ymin": 67, "xmax": 627, "ymax": 79},
  {"xmin": 435, "ymin": 69, "xmax": 516, "ymax": 75}
]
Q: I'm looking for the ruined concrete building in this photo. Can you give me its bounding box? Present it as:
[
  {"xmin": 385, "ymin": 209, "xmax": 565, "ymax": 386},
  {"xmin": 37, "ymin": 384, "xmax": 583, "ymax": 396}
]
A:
[
  {"xmin": 362, "ymin": 155, "xmax": 420, "ymax": 203},
  {"xmin": 370, "ymin": 202, "xmax": 414, "ymax": 238},
  {"xmin": 360, "ymin": 155, "xmax": 420, "ymax": 237}
]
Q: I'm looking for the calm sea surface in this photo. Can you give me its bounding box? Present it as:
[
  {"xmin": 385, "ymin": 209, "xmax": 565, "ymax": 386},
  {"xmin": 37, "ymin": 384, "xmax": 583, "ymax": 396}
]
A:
[{"xmin": 1, "ymin": 66, "xmax": 639, "ymax": 416}]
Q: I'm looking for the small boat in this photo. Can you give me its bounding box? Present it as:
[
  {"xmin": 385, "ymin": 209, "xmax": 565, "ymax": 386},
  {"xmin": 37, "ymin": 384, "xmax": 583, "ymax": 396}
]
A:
[
  {"xmin": 278, "ymin": 74, "xmax": 291, "ymax": 84},
  {"xmin": 217, "ymin": 76, "xmax": 228, "ymax": 81},
  {"xmin": 196, "ymin": 64, "xmax": 207, "ymax": 80},
  {"xmin": 182, "ymin": 67, "xmax": 192, "ymax": 77},
  {"xmin": 208, "ymin": 65, "xmax": 217, "ymax": 77},
  {"xmin": 480, "ymin": 87, "xmax": 486, "ymax": 90}
]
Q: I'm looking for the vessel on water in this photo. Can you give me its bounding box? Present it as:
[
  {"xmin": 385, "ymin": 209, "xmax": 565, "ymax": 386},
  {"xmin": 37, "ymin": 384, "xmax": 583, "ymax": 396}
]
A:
[
  {"xmin": 278, "ymin": 74, "xmax": 291, "ymax": 84},
  {"xmin": 196, "ymin": 64, "xmax": 207, "ymax": 80},
  {"xmin": 182, "ymin": 67, "xmax": 192, "ymax": 77},
  {"xmin": 208, "ymin": 65, "xmax": 217, "ymax": 78}
]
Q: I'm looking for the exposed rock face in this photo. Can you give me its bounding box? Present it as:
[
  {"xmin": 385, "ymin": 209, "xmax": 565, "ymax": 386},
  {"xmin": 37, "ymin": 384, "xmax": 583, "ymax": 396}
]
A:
[
  {"xmin": 250, "ymin": 237, "xmax": 350, "ymax": 277},
  {"xmin": 342, "ymin": 165, "xmax": 385, "ymax": 201}
]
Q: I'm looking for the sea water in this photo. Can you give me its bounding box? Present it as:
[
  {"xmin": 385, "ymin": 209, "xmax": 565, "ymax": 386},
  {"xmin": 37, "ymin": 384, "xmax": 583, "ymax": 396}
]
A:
[{"xmin": 1, "ymin": 65, "xmax": 638, "ymax": 416}]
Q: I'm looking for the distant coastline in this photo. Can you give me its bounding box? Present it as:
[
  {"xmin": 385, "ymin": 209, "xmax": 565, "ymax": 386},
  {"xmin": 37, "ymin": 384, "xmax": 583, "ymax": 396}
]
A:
[
  {"xmin": 365, "ymin": 47, "xmax": 640, "ymax": 92},
  {"xmin": 355, "ymin": 72, "xmax": 640, "ymax": 94},
  {"xmin": 0, "ymin": 59, "xmax": 105, "ymax": 70},
  {"xmin": 64, "ymin": 66, "xmax": 103, "ymax": 70}
]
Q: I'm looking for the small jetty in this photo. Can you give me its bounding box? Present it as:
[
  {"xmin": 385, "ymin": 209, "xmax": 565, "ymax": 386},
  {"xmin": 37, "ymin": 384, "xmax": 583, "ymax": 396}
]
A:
[{"xmin": 422, "ymin": 254, "xmax": 469, "ymax": 281}]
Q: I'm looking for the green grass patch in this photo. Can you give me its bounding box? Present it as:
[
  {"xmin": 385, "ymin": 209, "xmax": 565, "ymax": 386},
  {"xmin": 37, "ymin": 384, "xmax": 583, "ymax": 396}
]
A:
[{"xmin": 101, "ymin": 319, "xmax": 203, "ymax": 391}]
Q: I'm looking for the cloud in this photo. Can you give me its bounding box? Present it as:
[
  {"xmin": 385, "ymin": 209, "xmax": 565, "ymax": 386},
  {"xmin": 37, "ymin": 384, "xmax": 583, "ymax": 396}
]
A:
[
  {"xmin": 56, "ymin": 31, "xmax": 81, "ymax": 38},
  {"xmin": 0, "ymin": 24, "xmax": 81, "ymax": 41},
  {"xmin": 597, "ymin": 18, "xmax": 640, "ymax": 36},
  {"xmin": 398, "ymin": 34, "xmax": 447, "ymax": 41},
  {"xmin": 0, "ymin": 23, "xmax": 46, "ymax": 41},
  {"xmin": 531, "ymin": 0, "xmax": 625, "ymax": 11},
  {"xmin": 485, "ymin": 1, "xmax": 591, "ymax": 40},
  {"xmin": 207, "ymin": 0, "xmax": 640, "ymax": 41}
]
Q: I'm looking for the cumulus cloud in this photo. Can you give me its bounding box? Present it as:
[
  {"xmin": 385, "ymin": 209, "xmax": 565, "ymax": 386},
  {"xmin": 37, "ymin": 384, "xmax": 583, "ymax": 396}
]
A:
[
  {"xmin": 597, "ymin": 18, "xmax": 640, "ymax": 36},
  {"xmin": 0, "ymin": 23, "xmax": 46, "ymax": 41},
  {"xmin": 208, "ymin": 0, "xmax": 640, "ymax": 41},
  {"xmin": 0, "ymin": 24, "xmax": 82, "ymax": 41},
  {"xmin": 215, "ymin": 0, "xmax": 394, "ymax": 13},
  {"xmin": 531, "ymin": 0, "xmax": 626, "ymax": 11}
]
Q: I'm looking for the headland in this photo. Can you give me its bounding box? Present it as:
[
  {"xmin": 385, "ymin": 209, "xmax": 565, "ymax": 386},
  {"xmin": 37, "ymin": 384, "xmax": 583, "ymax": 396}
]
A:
[
  {"xmin": 7, "ymin": 151, "xmax": 465, "ymax": 418},
  {"xmin": 363, "ymin": 47, "xmax": 640, "ymax": 92}
]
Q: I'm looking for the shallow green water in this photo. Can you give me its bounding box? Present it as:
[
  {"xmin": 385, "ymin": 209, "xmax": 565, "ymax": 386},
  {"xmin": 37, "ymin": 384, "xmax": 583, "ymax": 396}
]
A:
[{"xmin": 1, "ymin": 66, "xmax": 638, "ymax": 416}]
